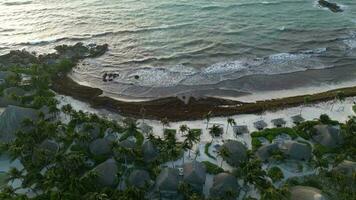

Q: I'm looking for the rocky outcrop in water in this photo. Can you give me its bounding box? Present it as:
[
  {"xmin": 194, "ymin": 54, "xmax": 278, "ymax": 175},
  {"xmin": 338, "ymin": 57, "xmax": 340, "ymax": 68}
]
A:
[
  {"xmin": 318, "ymin": 0, "xmax": 343, "ymax": 13},
  {"xmin": 0, "ymin": 42, "xmax": 108, "ymax": 68}
]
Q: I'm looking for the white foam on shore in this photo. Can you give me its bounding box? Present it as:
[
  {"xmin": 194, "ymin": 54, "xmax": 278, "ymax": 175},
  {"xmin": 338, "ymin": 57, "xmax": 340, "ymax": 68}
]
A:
[
  {"xmin": 225, "ymin": 79, "xmax": 356, "ymax": 103},
  {"xmin": 88, "ymin": 48, "xmax": 326, "ymax": 89}
]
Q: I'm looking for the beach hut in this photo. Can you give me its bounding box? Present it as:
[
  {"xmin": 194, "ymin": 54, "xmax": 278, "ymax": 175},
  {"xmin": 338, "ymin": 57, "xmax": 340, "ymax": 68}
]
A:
[
  {"xmin": 291, "ymin": 115, "xmax": 305, "ymax": 125},
  {"xmin": 89, "ymin": 138, "xmax": 112, "ymax": 156},
  {"xmin": 271, "ymin": 118, "xmax": 286, "ymax": 127},
  {"xmin": 256, "ymin": 143, "xmax": 279, "ymax": 162},
  {"xmin": 280, "ymin": 141, "xmax": 312, "ymax": 161},
  {"xmin": 313, "ymin": 125, "xmax": 343, "ymax": 148},
  {"xmin": 183, "ymin": 161, "xmax": 206, "ymax": 193},
  {"xmin": 290, "ymin": 186, "xmax": 327, "ymax": 200},
  {"xmin": 0, "ymin": 71, "xmax": 15, "ymax": 85},
  {"xmin": 39, "ymin": 139, "xmax": 60, "ymax": 154},
  {"xmin": 254, "ymin": 120, "xmax": 267, "ymax": 130},
  {"xmin": 75, "ymin": 122, "xmax": 101, "ymax": 141},
  {"xmin": 32, "ymin": 139, "xmax": 60, "ymax": 164},
  {"xmin": 209, "ymin": 173, "xmax": 240, "ymax": 200},
  {"xmin": 333, "ymin": 160, "xmax": 356, "ymax": 177},
  {"xmin": 3, "ymin": 87, "xmax": 27, "ymax": 98},
  {"xmin": 128, "ymin": 169, "xmax": 152, "ymax": 189},
  {"xmin": 119, "ymin": 136, "xmax": 136, "ymax": 149},
  {"xmin": 220, "ymin": 140, "xmax": 247, "ymax": 166},
  {"xmin": 104, "ymin": 128, "xmax": 121, "ymax": 142},
  {"xmin": 142, "ymin": 141, "xmax": 159, "ymax": 163},
  {"xmin": 232, "ymin": 125, "xmax": 249, "ymax": 136},
  {"xmin": 155, "ymin": 168, "xmax": 182, "ymax": 200},
  {"xmin": 0, "ymin": 105, "xmax": 39, "ymax": 142},
  {"xmin": 92, "ymin": 158, "xmax": 118, "ymax": 187}
]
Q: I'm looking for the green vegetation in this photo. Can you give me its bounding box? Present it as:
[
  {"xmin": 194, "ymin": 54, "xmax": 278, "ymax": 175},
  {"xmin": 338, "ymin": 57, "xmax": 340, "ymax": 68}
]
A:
[
  {"xmin": 202, "ymin": 161, "xmax": 224, "ymax": 174},
  {"xmin": 251, "ymin": 127, "xmax": 298, "ymax": 142},
  {"xmin": 251, "ymin": 137, "xmax": 262, "ymax": 150},
  {"xmin": 268, "ymin": 167, "xmax": 284, "ymax": 182},
  {"xmin": 204, "ymin": 142, "xmax": 216, "ymax": 160}
]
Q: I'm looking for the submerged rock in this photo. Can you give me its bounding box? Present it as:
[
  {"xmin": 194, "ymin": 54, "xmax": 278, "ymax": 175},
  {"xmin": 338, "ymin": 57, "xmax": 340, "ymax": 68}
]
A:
[{"xmin": 318, "ymin": 0, "xmax": 343, "ymax": 13}]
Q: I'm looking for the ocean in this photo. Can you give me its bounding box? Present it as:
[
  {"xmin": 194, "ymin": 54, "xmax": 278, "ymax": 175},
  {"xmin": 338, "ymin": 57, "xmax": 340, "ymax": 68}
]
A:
[{"xmin": 1, "ymin": 0, "xmax": 356, "ymax": 101}]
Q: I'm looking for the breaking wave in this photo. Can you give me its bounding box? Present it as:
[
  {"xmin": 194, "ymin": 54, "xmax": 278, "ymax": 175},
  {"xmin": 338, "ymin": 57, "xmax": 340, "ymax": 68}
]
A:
[{"xmin": 93, "ymin": 48, "xmax": 328, "ymax": 88}]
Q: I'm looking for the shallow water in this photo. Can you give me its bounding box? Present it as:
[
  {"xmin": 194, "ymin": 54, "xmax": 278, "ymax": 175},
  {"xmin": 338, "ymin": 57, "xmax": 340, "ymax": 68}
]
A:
[{"xmin": 1, "ymin": 0, "xmax": 356, "ymax": 100}]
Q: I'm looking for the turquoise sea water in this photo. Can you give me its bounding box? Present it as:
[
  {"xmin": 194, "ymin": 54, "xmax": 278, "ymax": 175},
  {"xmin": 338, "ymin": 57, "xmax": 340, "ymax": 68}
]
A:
[{"xmin": 0, "ymin": 0, "xmax": 356, "ymax": 100}]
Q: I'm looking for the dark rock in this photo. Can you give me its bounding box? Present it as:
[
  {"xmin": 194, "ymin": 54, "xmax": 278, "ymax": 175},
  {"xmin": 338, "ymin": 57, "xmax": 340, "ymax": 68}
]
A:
[
  {"xmin": 318, "ymin": 0, "xmax": 343, "ymax": 13},
  {"xmin": 0, "ymin": 42, "xmax": 108, "ymax": 68}
]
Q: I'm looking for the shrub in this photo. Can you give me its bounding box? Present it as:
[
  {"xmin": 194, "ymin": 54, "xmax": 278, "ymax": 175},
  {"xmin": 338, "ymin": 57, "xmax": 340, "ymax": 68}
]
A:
[
  {"xmin": 251, "ymin": 127, "xmax": 298, "ymax": 142},
  {"xmin": 251, "ymin": 137, "xmax": 262, "ymax": 150},
  {"xmin": 296, "ymin": 120, "xmax": 319, "ymax": 139},
  {"xmin": 319, "ymin": 114, "xmax": 339, "ymax": 125},
  {"xmin": 202, "ymin": 161, "xmax": 224, "ymax": 174},
  {"xmin": 204, "ymin": 142, "xmax": 216, "ymax": 160},
  {"xmin": 267, "ymin": 166, "xmax": 284, "ymax": 182}
]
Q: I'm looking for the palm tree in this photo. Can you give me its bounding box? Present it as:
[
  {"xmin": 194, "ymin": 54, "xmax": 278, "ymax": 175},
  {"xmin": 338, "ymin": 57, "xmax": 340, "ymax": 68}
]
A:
[
  {"xmin": 6, "ymin": 167, "xmax": 23, "ymax": 183},
  {"xmin": 218, "ymin": 146, "xmax": 230, "ymax": 167},
  {"xmin": 183, "ymin": 129, "xmax": 200, "ymax": 158},
  {"xmin": 204, "ymin": 111, "xmax": 212, "ymax": 129},
  {"xmin": 140, "ymin": 107, "xmax": 146, "ymax": 123},
  {"xmin": 331, "ymin": 91, "xmax": 345, "ymax": 111},
  {"xmin": 181, "ymin": 141, "xmax": 190, "ymax": 164},
  {"xmin": 226, "ymin": 118, "xmax": 236, "ymax": 134},
  {"xmin": 179, "ymin": 124, "xmax": 189, "ymax": 136},
  {"xmin": 161, "ymin": 117, "xmax": 170, "ymax": 131},
  {"xmin": 123, "ymin": 118, "xmax": 139, "ymax": 136},
  {"xmin": 260, "ymin": 184, "xmax": 290, "ymax": 200},
  {"xmin": 209, "ymin": 124, "xmax": 222, "ymax": 142}
]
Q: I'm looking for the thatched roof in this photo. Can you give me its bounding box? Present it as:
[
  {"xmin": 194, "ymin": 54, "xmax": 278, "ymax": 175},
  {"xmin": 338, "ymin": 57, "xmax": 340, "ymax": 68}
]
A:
[
  {"xmin": 291, "ymin": 115, "xmax": 305, "ymax": 124},
  {"xmin": 290, "ymin": 186, "xmax": 327, "ymax": 200},
  {"xmin": 142, "ymin": 141, "xmax": 159, "ymax": 163},
  {"xmin": 256, "ymin": 143, "xmax": 279, "ymax": 161},
  {"xmin": 254, "ymin": 120, "xmax": 267, "ymax": 130},
  {"xmin": 128, "ymin": 169, "xmax": 151, "ymax": 188},
  {"xmin": 271, "ymin": 118, "xmax": 286, "ymax": 127},
  {"xmin": 280, "ymin": 141, "xmax": 311, "ymax": 161},
  {"xmin": 119, "ymin": 137, "xmax": 136, "ymax": 149},
  {"xmin": 210, "ymin": 173, "xmax": 239, "ymax": 199},
  {"xmin": 39, "ymin": 139, "xmax": 60, "ymax": 154},
  {"xmin": 0, "ymin": 105, "xmax": 39, "ymax": 142},
  {"xmin": 232, "ymin": 125, "xmax": 249, "ymax": 135},
  {"xmin": 89, "ymin": 138, "xmax": 112, "ymax": 156},
  {"xmin": 0, "ymin": 71, "xmax": 15, "ymax": 83},
  {"xmin": 104, "ymin": 128, "xmax": 121, "ymax": 142},
  {"xmin": 333, "ymin": 160, "xmax": 356, "ymax": 177},
  {"xmin": 183, "ymin": 161, "xmax": 206, "ymax": 192},
  {"xmin": 3, "ymin": 87, "xmax": 27, "ymax": 97},
  {"xmin": 93, "ymin": 158, "xmax": 118, "ymax": 187},
  {"xmin": 313, "ymin": 125, "xmax": 343, "ymax": 148},
  {"xmin": 155, "ymin": 168, "xmax": 180, "ymax": 192},
  {"xmin": 220, "ymin": 140, "xmax": 247, "ymax": 166},
  {"xmin": 75, "ymin": 122, "xmax": 101, "ymax": 140}
]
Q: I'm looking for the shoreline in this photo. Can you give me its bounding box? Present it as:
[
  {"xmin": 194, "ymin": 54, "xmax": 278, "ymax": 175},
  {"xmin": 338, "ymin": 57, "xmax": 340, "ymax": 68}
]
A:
[{"xmin": 52, "ymin": 74, "xmax": 356, "ymax": 121}]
